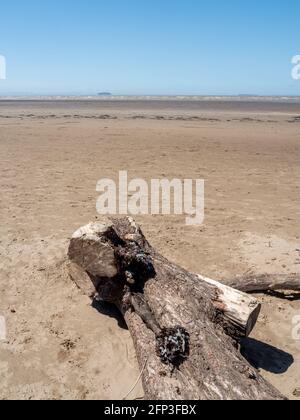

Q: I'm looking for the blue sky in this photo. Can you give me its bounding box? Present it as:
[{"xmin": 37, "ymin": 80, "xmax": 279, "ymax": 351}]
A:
[{"xmin": 0, "ymin": 0, "xmax": 299, "ymax": 95}]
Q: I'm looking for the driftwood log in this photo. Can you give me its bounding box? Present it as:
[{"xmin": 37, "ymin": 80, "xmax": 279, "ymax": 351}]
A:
[
  {"xmin": 228, "ymin": 274, "xmax": 300, "ymax": 293},
  {"xmin": 68, "ymin": 217, "xmax": 287, "ymax": 400}
]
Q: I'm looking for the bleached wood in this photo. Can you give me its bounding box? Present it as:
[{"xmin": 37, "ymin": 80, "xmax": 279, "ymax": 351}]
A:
[{"xmin": 197, "ymin": 275, "xmax": 261, "ymax": 337}]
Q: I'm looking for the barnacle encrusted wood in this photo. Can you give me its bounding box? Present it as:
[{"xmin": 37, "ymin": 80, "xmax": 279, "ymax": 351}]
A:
[
  {"xmin": 156, "ymin": 327, "xmax": 190, "ymax": 366},
  {"xmin": 68, "ymin": 217, "xmax": 286, "ymax": 400}
]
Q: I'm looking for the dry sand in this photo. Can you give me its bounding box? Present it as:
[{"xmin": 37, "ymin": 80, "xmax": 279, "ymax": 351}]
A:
[{"xmin": 0, "ymin": 99, "xmax": 300, "ymax": 400}]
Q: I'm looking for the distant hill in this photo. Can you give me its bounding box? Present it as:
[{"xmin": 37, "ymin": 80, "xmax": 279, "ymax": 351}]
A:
[{"xmin": 98, "ymin": 92, "xmax": 112, "ymax": 96}]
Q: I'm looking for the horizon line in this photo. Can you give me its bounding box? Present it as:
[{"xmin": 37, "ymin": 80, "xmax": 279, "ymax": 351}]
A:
[{"xmin": 0, "ymin": 94, "xmax": 300, "ymax": 99}]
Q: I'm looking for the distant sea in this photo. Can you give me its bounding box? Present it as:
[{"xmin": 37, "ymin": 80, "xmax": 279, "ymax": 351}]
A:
[{"xmin": 0, "ymin": 95, "xmax": 300, "ymax": 103}]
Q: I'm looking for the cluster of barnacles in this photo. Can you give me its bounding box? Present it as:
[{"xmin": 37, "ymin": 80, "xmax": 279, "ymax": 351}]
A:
[{"xmin": 156, "ymin": 327, "xmax": 190, "ymax": 367}]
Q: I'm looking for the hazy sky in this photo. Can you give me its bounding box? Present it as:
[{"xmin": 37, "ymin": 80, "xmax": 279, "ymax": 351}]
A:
[{"xmin": 0, "ymin": 0, "xmax": 300, "ymax": 95}]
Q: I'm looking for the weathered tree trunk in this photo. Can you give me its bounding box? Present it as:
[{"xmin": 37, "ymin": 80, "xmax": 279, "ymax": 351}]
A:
[
  {"xmin": 68, "ymin": 217, "xmax": 286, "ymax": 400},
  {"xmin": 68, "ymin": 223, "xmax": 261, "ymax": 338}
]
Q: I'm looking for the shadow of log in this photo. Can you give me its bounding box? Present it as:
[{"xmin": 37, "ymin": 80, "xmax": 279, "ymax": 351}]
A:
[
  {"xmin": 240, "ymin": 338, "xmax": 294, "ymax": 374},
  {"xmin": 264, "ymin": 290, "xmax": 300, "ymax": 302},
  {"xmin": 92, "ymin": 299, "xmax": 128, "ymax": 330}
]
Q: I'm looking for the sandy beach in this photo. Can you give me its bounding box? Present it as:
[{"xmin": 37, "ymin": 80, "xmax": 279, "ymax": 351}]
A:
[{"xmin": 0, "ymin": 98, "xmax": 300, "ymax": 400}]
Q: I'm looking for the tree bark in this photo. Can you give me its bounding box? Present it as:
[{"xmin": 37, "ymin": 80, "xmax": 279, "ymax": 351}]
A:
[{"xmin": 68, "ymin": 217, "xmax": 286, "ymax": 400}]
